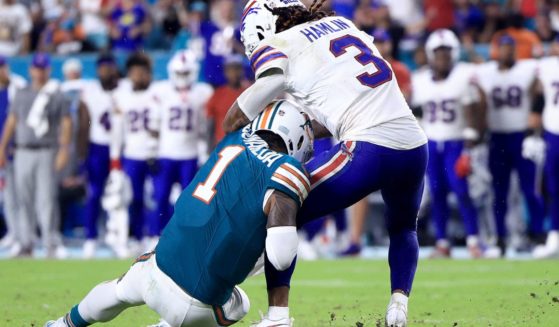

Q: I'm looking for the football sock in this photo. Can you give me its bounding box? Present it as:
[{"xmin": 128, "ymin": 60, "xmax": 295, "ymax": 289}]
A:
[
  {"xmin": 64, "ymin": 305, "xmax": 91, "ymax": 327},
  {"xmin": 267, "ymin": 306, "xmax": 289, "ymax": 320},
  {"xmin": 75, "ymin": 280, "xmax": 130, "ymax": 324},
  {"xmin": 265, "ymin": 254, "xmax": 296, "ymax": 289},
  {"xmin": 388, "ymin": 230, "xmax": 418, "ymax": 295}
]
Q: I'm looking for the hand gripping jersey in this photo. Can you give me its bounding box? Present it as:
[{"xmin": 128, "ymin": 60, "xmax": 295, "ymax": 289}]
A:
[
  {"xmin": 151, "ymin": 80, "xmax": 213, "ymax": 160},
  {"xmin": 475, "ymin": 60, "xmax": 538, "ymax": 133},
  {"xmin": 248, "ymin": 15, "xmax": 425, "ymax": 149},
  {"xmin": 537, "ymin": 57, "xmax": 559, "ymax": 134},
  {"xmin": 81, "ymin": 81, "xmax": 113, "ymax": 146},
  {"xmin": 112, "ymin": 86, "xmax": 159, "ymax": 160},
  {"xmin": 155, "ymin": 127, "xmax": 310, "ymax": 306},
  {"xmin": 412, "ymin": 63, "xmax": 478, "ymax": 141}
]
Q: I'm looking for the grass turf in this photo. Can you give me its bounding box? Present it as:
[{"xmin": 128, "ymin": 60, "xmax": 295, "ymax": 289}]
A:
[{"xmin": 1, "ymin": 259, "xmax": 558, "ymax": 326}]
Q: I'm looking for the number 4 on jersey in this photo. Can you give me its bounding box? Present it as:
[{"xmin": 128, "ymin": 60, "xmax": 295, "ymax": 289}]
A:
[{"xmin": 193, "ymin": 146, "xmax": 245, "ymax": 204}]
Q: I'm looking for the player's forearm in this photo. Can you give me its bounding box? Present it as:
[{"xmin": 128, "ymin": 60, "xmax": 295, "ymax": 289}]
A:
[
  {"xmin": 59, "ymin": 116, "xmax": 73, "ymax": 148},
  {"xmin": 265, "ymin": 191, "xmax": 298, "ymax": 271},
  {"xmin": 223, "ymin": 73, "xmax": 286, "ymax": 133},
  {"xmin": 0, "ymin": 114, "xmax": 17, "ymax": 152},
  {"xmin": 311, "ymin": 120, "xmax": 332, "ymax": 139}
]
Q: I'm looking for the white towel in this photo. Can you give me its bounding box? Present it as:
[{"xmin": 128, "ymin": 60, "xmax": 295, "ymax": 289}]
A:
[{"xmin": 26, "ymin": 79, "xmax": 60, "ymax": 138}]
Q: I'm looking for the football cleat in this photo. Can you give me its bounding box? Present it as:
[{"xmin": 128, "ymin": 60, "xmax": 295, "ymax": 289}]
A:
[
  {"xmin": 532, "ymin": 231, "xmax": 559, "ymax": 259},
  {"xmin": 385, "ymin": 293, "xmax": 408, "ymax": 327},
  {"xmin": 429, "ymin": 241, "xmax": 451, "ymax": 259},
  {"xmin": 251, "ymin": 312, "xmax": 294, "ymax": 327},
  {"xmin": 44, "ymin": 317, "xmax": 66, "ymax": 327},
  {"xmin": 82, "ymin": 240, "xmax": 97, "ymax": 259},
  {"xmin": 147, "ymin": 319, "xmax": 172, "ymax": 327}
]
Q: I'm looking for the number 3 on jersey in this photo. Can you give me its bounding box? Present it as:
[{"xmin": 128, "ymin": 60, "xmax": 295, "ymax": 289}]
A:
[
  {"xmin": 193, "ymin": 146, "xmax": 244, "ymax": 204},
  {"xmin": 329, "ymin": 34, "xmax": 393, "ymax": 89}
]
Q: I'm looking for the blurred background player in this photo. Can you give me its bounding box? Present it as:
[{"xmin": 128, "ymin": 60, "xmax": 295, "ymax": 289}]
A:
[
  {"xmin": 474, "ymin": 35, "xmax": 545, "ymax": 256},
  {"xmin": 80, "ymin": 53, "xmax": 120, "ymax": 258},
  {"xmin": 0, "ymin": 55, "xmax": 26, "ymax": 253},
  {"xmin": 45, "ymin": 101, "xmax": 313, "ymax": 327},
  {"xmin": 532, "ymin": 36, "xmax": 559, "ymax": 258},
  {"xmin": 412, "ymin": 29, "xmax": 484, "ymax": 258},
  {"xmin": 147, "ymin": 50, "xmax": 213, "ymax": 248},
  {"xmin": 110, "ymin": 52, "xmax": 158, "ymax": 251},
  {"xmin": 0, "ymin": 53, "xmax": 71, "ymax": 258},
  {"xmin": 206, "ymin": 54, "xmax": 248, "ymax": 149},
  {"xmin": 341, "ymin": 28, "xmax": 413, "ymax": 257}
]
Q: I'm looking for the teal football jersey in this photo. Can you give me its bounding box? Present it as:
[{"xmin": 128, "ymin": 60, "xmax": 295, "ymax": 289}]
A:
[{"xmin": 155, "ymin": 127, "xmax": 310, "ymax": 306}]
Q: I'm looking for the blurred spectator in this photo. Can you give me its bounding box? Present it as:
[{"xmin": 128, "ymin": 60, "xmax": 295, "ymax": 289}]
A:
[
  {"xmin": 39, "ymin": 10, "xmax": 86, "ymax": 54},
  {"xmin": 535, "ymin": 11, "xmax": 558, "ymax": 42},
  {"xmin": 0, "ymin": 53, "xmax": 72, "ymax": 258},
  {"xmin": 454, "ymin": 0, "xmax": 485, "ymax": 41},
  {"xmin": 551, "ymin": 0, "xmax": 559, "ymax": 33},
  {"xmin": 373, "ymin": 30, "xmax": 411, "ymax": 100},
  {"xmin": 149, "ymin": 0, "xmax": 182, "ymax": 49},
  {"xmin": 479, "ymin": 0, "xmax": 507, "ymax": 43},
  {"xmin": 79, "ymin": 0, "xmax": 111, "ymax": 50},
  {"xmin": 206, "ymin": 55, "xmax": 248, "ymax": 147},
  {"xmin": 109, "ymin": 0, "xmax": 151, "ymax": 52},
  {"xmin": 330, "ymin": 0, "xmax": 358, "ymax": 19},
  {"xmin": 0, "ymin": 0, "xmax": 32, "ymax": 56},
  {"xmin": 489, "ymin": 12, "xmax": 543, "ymax": 59},
  {"xmin": 424, "ymin": 0, "xmax": 455, "ymax": 32},
  {"xmin": 385, "ymin": 0, "xmax": 425, "ymax": 35},
  {"xmin": 370, "ymin": 1, "xmax": 405, "ymax": 60}
]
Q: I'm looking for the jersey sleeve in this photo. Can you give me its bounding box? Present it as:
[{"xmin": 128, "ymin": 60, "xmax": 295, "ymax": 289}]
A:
[
  {"xmin": 249, "ymin": 38, "xmax": 289, "ymax": 79},
  {"xmin": 267, "ymin": 157, "xmax": 311, "ymax": 207}
]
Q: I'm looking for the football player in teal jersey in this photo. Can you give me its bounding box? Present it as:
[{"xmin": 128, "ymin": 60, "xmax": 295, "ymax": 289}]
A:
[{"xmin": 45, "ymin": 100, "xmax": 313, "ymax": 327}]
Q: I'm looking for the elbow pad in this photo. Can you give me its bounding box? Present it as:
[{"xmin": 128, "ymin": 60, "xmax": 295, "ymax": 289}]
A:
[
  {"xmin": 265, "ymin": 226, "xmax": 298, "ymax": 271},
  {"xmin": 237, "ymin": 74, "xmax": 286, "ymax": 121}
]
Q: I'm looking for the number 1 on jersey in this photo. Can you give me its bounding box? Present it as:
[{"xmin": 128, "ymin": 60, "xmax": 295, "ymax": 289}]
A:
[{"xmin": 193, "ymin": 146, "xmax": 245, "ymax": 204}]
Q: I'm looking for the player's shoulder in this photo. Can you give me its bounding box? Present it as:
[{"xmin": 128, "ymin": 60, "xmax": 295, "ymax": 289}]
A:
[
  {"xmin": 517, "ymin": 58, "xmax": 538, "ymax": 71},
  {"xmin": 411, "ymin": 67, "xmax": 431, "ymax": 84}
]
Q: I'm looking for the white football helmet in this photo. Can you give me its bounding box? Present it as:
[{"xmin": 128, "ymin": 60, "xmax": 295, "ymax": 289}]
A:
[
  {"xmin": 240, "ymin": 0, "xmax": 305, "ymax": 58},
  {"xmin": 167, "ymin": 50, "xmax": 199, "ymax": 88},
  {"xmin": 425, "ymin": 29, "xmax": 461, "ymax": 63},
  {"xmin": 250, "ymin": 99, "xmax": 314, "ymax": 162}
]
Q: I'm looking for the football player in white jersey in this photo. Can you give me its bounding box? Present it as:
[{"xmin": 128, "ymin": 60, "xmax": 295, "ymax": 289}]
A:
[
  {"xmin": 223, "ymin": 1, "xmax": 428, "ymax": 326},
  {"xmin": 146, "ymin": 50, "xmax": 213, "ymax": 248},
  {"xmin": 532, "ymin": 36, "xmax": 559, "ymax": 258},
  {"xmin": 474, "ymin": 35, "xmax": 546, "ymax": 256},
  {"xmin": 110, "ymin": 52, "xmax": 159, "ymax": 245},
  {"xmin": 79, "ymin": 54, "xmax": 120, "ymax": 258},
  {"xmin": 412, "ymin": 29, "xmax": 484, "ymax": 259}
]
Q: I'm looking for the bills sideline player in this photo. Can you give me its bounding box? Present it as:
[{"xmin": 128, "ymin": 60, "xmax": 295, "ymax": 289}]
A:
[
  {"xmin": 109, "ymin": 52, "xmax": 159, "ymax": 249},
  {"xmin": 45, "ymin": 100, "xmax": 313, "ymax": 327},
  {"xmin": 146, "ymin": 50, "xmax": 214, "ymax": 248},
  {"xmin": 532, "ymin": 36, "xmax": 559, "ymax": 258},
  {"xmin": 474, "ymin": 35, "xmax": 546, "ymax": 256},
  {"xmin": 80, "ymin": 53, "xmax": 122, "ymax": 258},
  {"xmin": 412, "ymin": 29, "xmax": 487, "ymax": 259},
  {"xmin": 224, "ymin": 1, "xmax": 428, "ymax": 326}
]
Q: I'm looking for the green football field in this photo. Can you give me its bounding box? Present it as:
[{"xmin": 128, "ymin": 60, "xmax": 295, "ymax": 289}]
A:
[{"xmin": 1, "ymin": 259, "xmax": 558, "ymax": 327}]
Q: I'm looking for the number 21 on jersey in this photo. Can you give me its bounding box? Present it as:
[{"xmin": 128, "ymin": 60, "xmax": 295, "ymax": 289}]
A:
[{"xmin": 193, "ymin": 146, "xmax": 245, "ymax": 204}]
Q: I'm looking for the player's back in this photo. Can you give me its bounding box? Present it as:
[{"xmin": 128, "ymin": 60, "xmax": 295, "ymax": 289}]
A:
[
  {"xmin": 156, "ymin": 127, "xmax": 308, "ymax": 306},
  {"xmin": 255, "ymin": 16, "xmax": 417, "ymax": 145}
]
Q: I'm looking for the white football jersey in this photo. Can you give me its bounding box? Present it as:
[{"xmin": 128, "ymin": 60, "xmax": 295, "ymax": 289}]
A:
[
  {"xmin": 475, "ymin": 60, "xmax": 537, "ymax": 133},
  {"xmin": 250, "ymin": 16, "xmax": 426, "ymax": 150},
  {"xmin": 412, "ymin": 63, "xmax": 478, "ymax": 141},
  {"xmin": 81, "ymin": 80, "xmax": 114, "ymax": 146},
  {"xmin": 537, "ymin": 57, "xmax": 559, "ymax": 134},
  {"xmin": 151, "ymin": 81, "xmax": 213, "ymax": 160},
  {"xmin": 113, "ymin": 86, "xmax": 159, "ymax": 160}
]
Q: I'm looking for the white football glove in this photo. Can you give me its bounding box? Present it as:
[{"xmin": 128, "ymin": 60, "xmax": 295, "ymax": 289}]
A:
[
  {"xmin": 522, "ymin": 135, "xmax": 546, "ymax": 165},
  {"xmin": 102, "ymin": 170, "xmax": 132, "ymax": 210}
]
